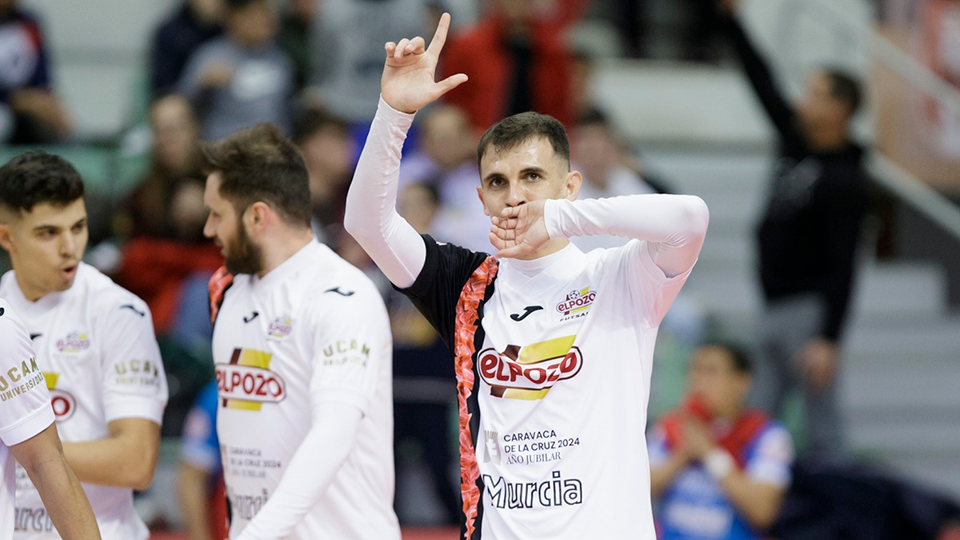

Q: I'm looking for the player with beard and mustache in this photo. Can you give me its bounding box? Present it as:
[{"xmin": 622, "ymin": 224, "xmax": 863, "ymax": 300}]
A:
[{"xmin": 201, "ymin": 124, "xmax": 400, "ymax": 540}]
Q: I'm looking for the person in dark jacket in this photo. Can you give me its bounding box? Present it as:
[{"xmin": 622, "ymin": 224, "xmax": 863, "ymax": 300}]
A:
[
  {"xmin": 150, "ymin": 0, "xmax": 224, "ymax": 97},
  {"xmin": 718, "ymin": 0, "xmax": 869, "ymax": 455}
]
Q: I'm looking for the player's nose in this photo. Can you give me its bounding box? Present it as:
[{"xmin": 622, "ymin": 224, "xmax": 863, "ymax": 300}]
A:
[
  {"xmin": 203, "ymin": 214, "xmax": 216, "ymax": 239},
  {"xmin": 504, "ymin": 180, "xmax": 526, "ymax": 207}
]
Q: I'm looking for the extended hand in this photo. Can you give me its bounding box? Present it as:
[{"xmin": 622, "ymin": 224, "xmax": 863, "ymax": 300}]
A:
[
  {"xmin": 489, "ymin": 201, "xmax": 550, "ymax": 259},
  {"xmin": 799, "ymin": 338, "xmax": 839, "ymax": 391},
  {"xmin": 381, "ymin": 13, "xmax": 468, "ymax": 114}
]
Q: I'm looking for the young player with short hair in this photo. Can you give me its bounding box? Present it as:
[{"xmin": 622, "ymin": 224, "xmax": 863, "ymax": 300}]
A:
[
  {"xmin": 345, "ymin": 14, "xmax": 710, "ymax": 539},
  {"xmin": 0, "ymin": 152, "xmax": 168, "ymax": 540}
]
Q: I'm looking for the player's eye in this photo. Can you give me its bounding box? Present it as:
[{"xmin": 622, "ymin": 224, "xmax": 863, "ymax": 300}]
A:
[
  {"xmin": 489, "ymin": 178, "xmax": 504, "ymax": 188},
  {"xmin": 71, "ymin": 222, "xmax": 85, "ymax": 233},
  {"xmin": 527, "ymin": 173, "xmax": 541, "ymax": 181},
  {"xmin": 38, "ymin": 230, "xmax": 56, "ymax": 239}
]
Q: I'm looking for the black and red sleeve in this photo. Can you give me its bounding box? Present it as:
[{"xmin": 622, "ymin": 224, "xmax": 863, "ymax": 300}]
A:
[{"xmin": 397, "ymin": 235, "xmax": 490, "ymax": 349}]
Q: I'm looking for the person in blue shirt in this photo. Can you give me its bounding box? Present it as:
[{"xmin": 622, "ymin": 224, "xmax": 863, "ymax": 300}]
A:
[
  {"xmin": 649, "ymin": 343, "xmax": 794, "ymax": 540},
  {"xmin": 178, "ymin": 381, "xmax": 227, "ymax": 540}
]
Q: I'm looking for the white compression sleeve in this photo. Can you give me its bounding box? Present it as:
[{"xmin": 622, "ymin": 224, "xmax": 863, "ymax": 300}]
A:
[
  {"xmin": 234, "ymin": 402, "xmax": 362, "ymax": 540},
  {"xmin": 344, "ymin": 97, "xmax": 427, "ymax": 289},
  {"xmin": 545, "ymin": 195, "xmax": 709, "ymax": 278}
]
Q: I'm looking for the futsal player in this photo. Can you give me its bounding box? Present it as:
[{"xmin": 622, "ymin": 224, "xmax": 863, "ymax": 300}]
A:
[
  {"xmin": 345, "ymin": 14, "xmax": 709, "ymax": 539},
  {"xmin": 202, "ymin": 124, "xmax": 400, "ymax": 539},
  {"xmin": 0, "ymin": 152, "xmax": 168, "ymax": 539},
  {"xmin": 0, "ymin": 299, "xmax": 101, "ymax": 540}
]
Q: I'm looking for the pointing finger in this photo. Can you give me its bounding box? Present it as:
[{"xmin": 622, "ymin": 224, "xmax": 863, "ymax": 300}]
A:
[{"xmin": 427, "ymin": 12, "xmax": 452, "ymax": 56}]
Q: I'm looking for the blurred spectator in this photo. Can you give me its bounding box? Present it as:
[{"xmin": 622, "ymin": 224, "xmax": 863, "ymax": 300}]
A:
[
  {"xmin": 309, "ymin": 0, "xmax": 426, "ymax": 123},
  {"xmin": 570, "ymin": 107, "xmax": 670, "ymax": 251},
  {"xmin": 178, "ymin": 381, "xmax": 228, "ymax": 540},
  {"xmin": 719, "ymin": 1, "xmax": 869, "ymax": 455},
  {"xmin": 649, "ymin": 343, "xmax": 794, "ymax": 540},
  {"xmin": 178, "ymin": 0, "xmax": 294, "ymax": 140},
  {"xmin": 398, "ymin": 103, "xmax": 489, "ymax": 251},
  {"xmin": 291, "ymin": 105, "xmax": 354, "ymax": 245},
  {"xmin": 440, "ymin": 0, "xmax": 587, "ymax": 131},
  {"xmin": 123, "ymin": 95, "xmax": 205, "ymax": 240},
  {"xmin": 390, "ymin": 182, "xmax": 459, "ymax": 525},
  {"xmin": 0, "ymin": 0, "xmax": 71, "ymax": 143},
  {"xmin": 151, "ymin": 0, "xmax": 224, "ymax": 97},
  {"xmin": 116, "ymin": 96, "xmax": 222, "ymax": 337},
  {"xmin": 279, "ymin": 0, "xmax": 316, "ymax": 91}
]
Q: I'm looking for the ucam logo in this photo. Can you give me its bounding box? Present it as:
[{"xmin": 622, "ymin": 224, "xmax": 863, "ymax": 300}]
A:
[
  {"xmin": 556, "ymin": 287, "xmax": 597, "ymax": 317},
  {"xmin": 216, "ymin": 348, "xmax": 287, "ymax": 411},
  {"xmin": 478, "ymin": 335, "xmax": 583, "ymax": 400}
]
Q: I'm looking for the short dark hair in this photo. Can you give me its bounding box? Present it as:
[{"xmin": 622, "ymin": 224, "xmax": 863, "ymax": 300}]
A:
[
  {"xmin": 823, "ymin": 68, "xmax": 863, "ymax": 116},
  {"xmin": 291, "ymin": 106, "xmax": 348, "ymax": 146},
  {"xmin": 477, "ymin": 112, "xmax": 570, "ymax": 170},
  {"xmin": 0, "ymin": 151, "xmax": 85, "ymax": 214},
  {"xmin": 701, "ymin": 341, "xmax": 753, "ymax": 375},
  {"xmin": 201, "ymin": 123, "xmax": 311, "ymax": 227}
]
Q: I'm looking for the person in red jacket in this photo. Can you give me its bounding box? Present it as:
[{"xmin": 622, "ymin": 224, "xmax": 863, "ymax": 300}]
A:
[{"xmin": 439, "ymin": 0, "xmax": 586, "ymax": 131}]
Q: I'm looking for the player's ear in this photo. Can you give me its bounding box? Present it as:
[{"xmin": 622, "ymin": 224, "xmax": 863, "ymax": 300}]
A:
[
  {"xmin": 0, "ymin": 212, "xmax": 15, "ymax": 253},
  {"xmin": 477, "ymin": 186, "xmax": 491, "ymax": 217},
  {"xmin": 564, "ymin": 170, "xmax": 582, "ymax": 201},
  {"xmin": 247, "ymin": 201, "xmax": 271, "ymax": 230},
  {"xmin": 0, "ymin": 223, "xmax": 12, "ymax": 253}
]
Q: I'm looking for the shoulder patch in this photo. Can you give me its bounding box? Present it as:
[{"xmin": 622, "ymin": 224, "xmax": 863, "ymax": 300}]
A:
[{"xmin": 209, "ymin": 266, "xmax": 234, "ymax": 325}]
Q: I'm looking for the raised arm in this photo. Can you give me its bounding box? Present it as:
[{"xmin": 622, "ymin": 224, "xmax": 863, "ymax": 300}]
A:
[
  {"xmin": 344, "ymin": 13, "xmax": 468, "ymax": 288},
  {"xmin": 719, "ymin": 1, "xmax": 799, "ymax": 143}
]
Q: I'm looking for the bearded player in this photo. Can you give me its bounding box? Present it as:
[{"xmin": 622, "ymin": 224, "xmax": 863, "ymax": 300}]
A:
[
  {"xmin": 202, "ymin": 125, "xmax": 400, "ymax": 539},
  {"xmin": 345, "ymin": 14, "xmax": 709, "ymax": 539},
  {"xmin": 0, "ymin": 152, "xmax": 168, "ymax": 540}
]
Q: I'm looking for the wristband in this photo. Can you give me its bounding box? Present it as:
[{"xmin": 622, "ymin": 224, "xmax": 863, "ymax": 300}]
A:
[{"xmin": 704, "ymin": 449, "xmax": 734, "ymax": 480}]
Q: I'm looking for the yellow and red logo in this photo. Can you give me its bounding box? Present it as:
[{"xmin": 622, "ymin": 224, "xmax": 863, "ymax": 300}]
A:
[
  {"xmin": 43, "ymin": 372, "xmax": 76, "ymax": 421},
  {"xmin": 216, "ymin": 348, "xmax": 287, "ymax": 411},
  {"xmin": 556, "ymin": 287, "xmax": 597, "ymax": 316},
  {"xmin": 478, "ymin": 335, "xmax": 583, "ymax": 400}
]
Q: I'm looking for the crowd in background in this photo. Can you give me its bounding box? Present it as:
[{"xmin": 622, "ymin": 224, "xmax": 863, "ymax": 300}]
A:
[{"xmin": 2, "ymin": 0, "xmax": 960, "ymax": 538}]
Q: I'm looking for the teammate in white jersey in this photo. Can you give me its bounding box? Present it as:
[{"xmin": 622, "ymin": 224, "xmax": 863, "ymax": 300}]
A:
[
  {"xmin": 201, "ymin": 124, "xmax": 400, "ymax": 539},
  {"xmin": 0, "ymin": 152, "xmax": 168, "ymax": 540},
  {"xmin": 345, "ymin": 15, "xmax": 709, "ymax": 539},
  {"xmin": 0, "ymin": 299, "xmax": 101, "ymax": 540}
]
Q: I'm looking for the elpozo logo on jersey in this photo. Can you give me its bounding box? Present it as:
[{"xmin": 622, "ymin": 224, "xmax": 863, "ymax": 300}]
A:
[
  {"xmin": 55, "ymin": 331, "xmax": 90, "ymax": 353},
  {"xmin": 478, "ymin": 335, "xmax": 583, "ymax": 400},
  {"xmin": 556, "ymin": 287, "xmax": 597, "ymax": 321},
  {"xmin": 216, "ymin": 348, "xmax": 287, "ymax": 411},
  {"xmin": 267, "ymin": 316, "xmax": 293, "ymax": 339},
  {"xmin": 43, "ymin": 372, "xmax": 76, "ymax": 421}
]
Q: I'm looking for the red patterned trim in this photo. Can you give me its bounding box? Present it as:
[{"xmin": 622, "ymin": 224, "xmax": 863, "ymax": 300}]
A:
[
  {"xmin": 208, "ymin": 266, "xmax": 234, "ymax": 325},
  {"xmin": 454, "ymin": 256, "xmax": 498, "ymax": 540}
]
